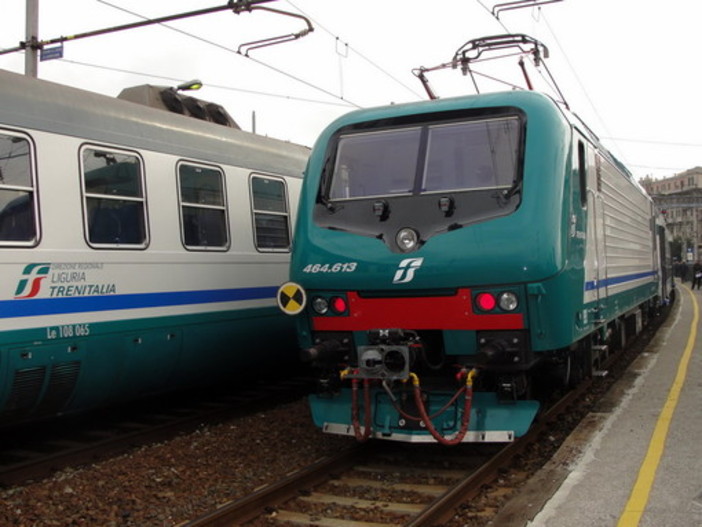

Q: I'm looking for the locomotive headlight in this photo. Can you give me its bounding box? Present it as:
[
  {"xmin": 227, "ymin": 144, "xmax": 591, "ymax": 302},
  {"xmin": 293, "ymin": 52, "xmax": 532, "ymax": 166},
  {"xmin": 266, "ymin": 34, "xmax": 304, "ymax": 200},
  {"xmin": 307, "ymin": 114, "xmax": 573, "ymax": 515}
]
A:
[
  {"xmin": 311, "ymin": 296, "xmax": 329, "ymax": 315},
  {"xmin": 396, "ymin": 228, "xmax": 419, "ymax": 252},
  {"xmin": 498, "ymin": 292, "xmax": 519, "ymax": 311}
]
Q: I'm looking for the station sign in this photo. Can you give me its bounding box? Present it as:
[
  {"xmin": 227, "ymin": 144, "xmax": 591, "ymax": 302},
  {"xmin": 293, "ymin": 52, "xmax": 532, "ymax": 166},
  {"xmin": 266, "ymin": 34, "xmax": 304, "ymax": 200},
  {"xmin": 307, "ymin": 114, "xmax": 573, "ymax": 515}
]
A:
[{"xmin": 40, "ymin": 43, "xmax": 63, "ymax": 62}]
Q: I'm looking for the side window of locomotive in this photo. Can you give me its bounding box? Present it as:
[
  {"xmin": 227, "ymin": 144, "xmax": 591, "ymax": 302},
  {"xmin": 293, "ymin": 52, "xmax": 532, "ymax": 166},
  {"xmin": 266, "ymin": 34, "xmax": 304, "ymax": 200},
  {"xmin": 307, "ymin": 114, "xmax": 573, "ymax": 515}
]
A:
[
  {"xmin": 177, "ymin": 163, "xmax": 229, "ymax": 250},
  {"xmin": 578, "ymin": 140, "xmax": 587, "ymax": 208},
  {"xmin": 329, "ymin": 128, "xmax": 421, "ymax": 200},
  {"xmin": 422, "ymin": 116, "xmax": 520, "ymax": 192},
  {"xmin": 0, "ymin": 132, "xmax": 38, "ymax": 245},
  {"xmin": 81, "ymin": 147, "xmax": 148, "ymax": 248},
  {"xmin": 250, "ymin": 175, "xmax": 290, "ymax": 251}
]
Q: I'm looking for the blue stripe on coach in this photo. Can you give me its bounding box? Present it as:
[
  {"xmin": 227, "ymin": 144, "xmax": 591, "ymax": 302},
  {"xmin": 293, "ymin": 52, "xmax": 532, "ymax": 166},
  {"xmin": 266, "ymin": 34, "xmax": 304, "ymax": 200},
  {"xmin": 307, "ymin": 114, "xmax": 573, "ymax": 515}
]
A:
[{"xmin": 0, "ymin": 286, "xmax": 278, "ymax": 318}]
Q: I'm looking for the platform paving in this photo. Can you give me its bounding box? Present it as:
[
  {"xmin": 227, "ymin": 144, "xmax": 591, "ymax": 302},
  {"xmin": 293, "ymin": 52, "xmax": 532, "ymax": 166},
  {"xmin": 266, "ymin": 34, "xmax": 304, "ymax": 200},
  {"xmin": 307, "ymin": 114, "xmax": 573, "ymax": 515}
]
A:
[{"xmin": 497, "ymin": 284, "xmax": 702, "ymax": 527}]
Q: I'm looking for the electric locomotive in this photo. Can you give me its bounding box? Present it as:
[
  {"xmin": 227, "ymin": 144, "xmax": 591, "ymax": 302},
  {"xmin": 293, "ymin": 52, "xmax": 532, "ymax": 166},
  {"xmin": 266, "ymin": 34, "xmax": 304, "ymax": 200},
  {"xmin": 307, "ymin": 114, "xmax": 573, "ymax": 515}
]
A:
[{"xmin": 279, "ymin": 36, "xmax": 671, "ymax": 444}]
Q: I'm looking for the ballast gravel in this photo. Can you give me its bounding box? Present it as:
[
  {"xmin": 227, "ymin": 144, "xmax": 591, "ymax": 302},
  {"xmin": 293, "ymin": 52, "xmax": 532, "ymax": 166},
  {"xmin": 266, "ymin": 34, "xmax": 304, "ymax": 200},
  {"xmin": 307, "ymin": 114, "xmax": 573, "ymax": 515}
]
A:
[{"xmin": 0, "ymin": 399, "xmax": 354, "ymax": 527}]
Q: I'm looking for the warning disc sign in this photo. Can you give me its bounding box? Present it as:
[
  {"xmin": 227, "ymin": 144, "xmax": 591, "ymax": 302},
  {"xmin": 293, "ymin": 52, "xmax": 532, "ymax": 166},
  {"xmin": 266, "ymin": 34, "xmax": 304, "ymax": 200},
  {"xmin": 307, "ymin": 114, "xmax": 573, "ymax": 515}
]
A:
[{"xmin": 277, "ymin": 282, "xmax": 306, "ymax": 315}]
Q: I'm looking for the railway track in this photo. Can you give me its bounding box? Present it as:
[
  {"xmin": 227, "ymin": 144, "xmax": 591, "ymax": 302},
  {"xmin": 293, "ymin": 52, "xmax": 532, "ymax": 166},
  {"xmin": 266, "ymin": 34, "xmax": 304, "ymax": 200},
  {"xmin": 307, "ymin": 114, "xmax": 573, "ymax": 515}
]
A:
[
  {"xmin": 179, "ymin": 376, "xmax": 589, "ymax": 527},
  {"xmin": 182, "ymin": 305, "xmax": 670, "ymax": 527},
  {"xmin": 0, "ymin": 376, "xmax": 314, "ymax": 487}
]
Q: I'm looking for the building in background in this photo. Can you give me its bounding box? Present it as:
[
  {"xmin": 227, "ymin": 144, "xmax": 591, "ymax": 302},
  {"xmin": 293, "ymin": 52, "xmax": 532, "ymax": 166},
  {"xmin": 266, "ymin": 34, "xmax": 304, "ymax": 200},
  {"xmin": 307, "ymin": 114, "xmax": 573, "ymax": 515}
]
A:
[{"xmin": 640, "ymin": 167, "xmax": 702, "ymax": 262}]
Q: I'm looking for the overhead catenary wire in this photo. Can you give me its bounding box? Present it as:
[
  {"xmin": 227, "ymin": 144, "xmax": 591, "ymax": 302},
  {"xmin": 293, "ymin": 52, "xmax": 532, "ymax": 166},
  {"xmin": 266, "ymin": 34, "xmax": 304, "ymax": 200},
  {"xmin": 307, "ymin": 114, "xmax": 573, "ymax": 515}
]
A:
[
  {"xmin": 536, "ymin": 10, "xmax": 626, "ymax": 157},
  {"xmin": 474, "ymin": 1, "xmax": 635, "ymax": 168},
  {"xmin": 283, "ymin": 0, "xmax": 426, "ymax": 100},
  {"xmin": 55, "ymin": 58, "xmax": 354, "ymax": 108},
  {"xmin": 95, "ymin": 0, "xmax": 362, "ymax": 108},
  {"xmin": 602, "ymin": 137, "xmax": 702, "ymax": 149}
]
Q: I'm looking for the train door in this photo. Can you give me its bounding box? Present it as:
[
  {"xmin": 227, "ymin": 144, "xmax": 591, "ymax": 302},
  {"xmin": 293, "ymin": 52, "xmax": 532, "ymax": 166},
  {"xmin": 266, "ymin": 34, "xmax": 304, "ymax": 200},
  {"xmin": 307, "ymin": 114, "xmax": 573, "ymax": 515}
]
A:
[{"xmin": 581, "ymin": 137, "xmax": 607, "ymax": 314}]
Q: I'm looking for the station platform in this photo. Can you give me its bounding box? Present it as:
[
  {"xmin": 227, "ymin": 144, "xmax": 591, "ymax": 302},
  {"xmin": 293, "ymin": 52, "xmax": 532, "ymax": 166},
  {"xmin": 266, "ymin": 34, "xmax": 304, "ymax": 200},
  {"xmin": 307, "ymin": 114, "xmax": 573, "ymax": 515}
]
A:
[{"xmin": 494, "ymin": 282, "xmax": 702, "ymax": 527}]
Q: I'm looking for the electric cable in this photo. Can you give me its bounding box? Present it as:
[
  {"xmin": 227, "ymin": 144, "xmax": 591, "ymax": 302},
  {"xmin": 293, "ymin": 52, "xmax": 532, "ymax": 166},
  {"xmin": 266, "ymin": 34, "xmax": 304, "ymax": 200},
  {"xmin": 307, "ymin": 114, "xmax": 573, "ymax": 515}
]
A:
[
  {"xmin": 283, "ymin": 0, "xmax": 425, "ymax": 99},
  {"xmin": 95, "ymin": 0, "xmax": 362, "ymax": 108}
]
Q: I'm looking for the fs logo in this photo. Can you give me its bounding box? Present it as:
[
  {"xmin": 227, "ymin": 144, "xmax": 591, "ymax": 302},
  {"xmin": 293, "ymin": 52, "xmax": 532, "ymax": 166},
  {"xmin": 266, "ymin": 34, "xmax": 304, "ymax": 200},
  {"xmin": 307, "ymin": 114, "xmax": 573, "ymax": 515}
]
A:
[
  {"xmin": 14, "ymin": 263, "xmax": 50, "ymax": 299},
  {"xmin": 392, "ymin": 257, "xmax": 424, "ymax": 284}
]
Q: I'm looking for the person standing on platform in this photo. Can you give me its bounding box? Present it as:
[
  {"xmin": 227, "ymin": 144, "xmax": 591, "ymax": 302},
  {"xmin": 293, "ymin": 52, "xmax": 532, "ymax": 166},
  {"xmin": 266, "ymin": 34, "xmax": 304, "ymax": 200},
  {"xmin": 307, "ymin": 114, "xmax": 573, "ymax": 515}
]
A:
[{"xmin": 693, "ymin": 261, "xmax": 702, "ymax": 289}]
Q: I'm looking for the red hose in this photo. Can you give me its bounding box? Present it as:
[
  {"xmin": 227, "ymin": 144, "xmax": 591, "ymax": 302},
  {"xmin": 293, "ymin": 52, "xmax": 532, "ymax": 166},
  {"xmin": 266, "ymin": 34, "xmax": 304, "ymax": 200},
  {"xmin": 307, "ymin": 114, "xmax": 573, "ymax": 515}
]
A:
[
  {"xmin": 413, "ymin": 376, "xmax": 474, "ymax": 446},
  {"xmin": 351, "ymin": 378, "xmax": 372, "ymax": 442},
  {"xmin": 349, "ymin": 371, "xmax": 476, "ymax": 445}
]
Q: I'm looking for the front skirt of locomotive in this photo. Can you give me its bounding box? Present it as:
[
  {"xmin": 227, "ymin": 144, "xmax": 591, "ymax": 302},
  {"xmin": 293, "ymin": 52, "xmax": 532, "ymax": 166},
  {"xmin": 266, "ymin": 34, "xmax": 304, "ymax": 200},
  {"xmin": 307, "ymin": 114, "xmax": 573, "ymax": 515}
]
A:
[{"xmin": 309, "ymin": 389, "xmax": 540, "ymax": 443}]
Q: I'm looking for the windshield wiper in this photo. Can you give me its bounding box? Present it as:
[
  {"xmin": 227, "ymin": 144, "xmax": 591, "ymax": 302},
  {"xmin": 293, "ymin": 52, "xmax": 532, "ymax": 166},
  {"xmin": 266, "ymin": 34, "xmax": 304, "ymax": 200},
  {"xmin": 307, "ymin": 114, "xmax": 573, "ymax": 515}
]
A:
[
  {"xmin": 500, "ymin": 179, "xmax": 522, "ymax": 202},
  {"xmin": 317, "ymin": 156, "xmax": 338, "ymax": 212}
]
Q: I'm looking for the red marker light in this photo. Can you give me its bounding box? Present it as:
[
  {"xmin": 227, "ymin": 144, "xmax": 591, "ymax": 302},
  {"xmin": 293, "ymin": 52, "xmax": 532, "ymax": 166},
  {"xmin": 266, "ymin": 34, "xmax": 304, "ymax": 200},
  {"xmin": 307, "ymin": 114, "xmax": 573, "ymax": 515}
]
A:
[
  {"xmin": 475, "ymin": 292, "xmax": 497, "ymax": 311},
  {"xmin": 330, "ymin": 296, "xmax": 348, "ymax": 314}
]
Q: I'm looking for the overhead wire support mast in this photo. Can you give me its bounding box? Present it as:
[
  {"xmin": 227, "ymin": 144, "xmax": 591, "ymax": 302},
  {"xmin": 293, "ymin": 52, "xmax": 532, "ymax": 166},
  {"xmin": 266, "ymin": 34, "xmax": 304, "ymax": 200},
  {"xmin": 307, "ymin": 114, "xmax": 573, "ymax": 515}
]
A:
[{"xmin": 0, "ymin": 0, "xmax": 283, "ymax": 57}]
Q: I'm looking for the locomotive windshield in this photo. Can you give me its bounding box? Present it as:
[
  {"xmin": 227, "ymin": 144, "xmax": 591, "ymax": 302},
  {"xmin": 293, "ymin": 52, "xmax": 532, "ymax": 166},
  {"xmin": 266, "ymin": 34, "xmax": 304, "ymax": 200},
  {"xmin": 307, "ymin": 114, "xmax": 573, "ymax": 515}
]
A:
[{"xmin": 328, "ymin": 116, "xmax": 520, "ymax": 200}]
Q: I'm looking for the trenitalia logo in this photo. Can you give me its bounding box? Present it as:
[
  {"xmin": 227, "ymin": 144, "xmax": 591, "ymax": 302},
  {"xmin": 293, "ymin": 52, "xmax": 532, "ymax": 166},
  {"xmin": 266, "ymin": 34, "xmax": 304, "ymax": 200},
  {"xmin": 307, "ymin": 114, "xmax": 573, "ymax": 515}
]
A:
[
  {"xmin": 392, "ymin": 257, "xmax": 424, "ymax": 284},
  {"xmin": 14, "ymin": 263, "xmax": 51, "ymax": 299}
]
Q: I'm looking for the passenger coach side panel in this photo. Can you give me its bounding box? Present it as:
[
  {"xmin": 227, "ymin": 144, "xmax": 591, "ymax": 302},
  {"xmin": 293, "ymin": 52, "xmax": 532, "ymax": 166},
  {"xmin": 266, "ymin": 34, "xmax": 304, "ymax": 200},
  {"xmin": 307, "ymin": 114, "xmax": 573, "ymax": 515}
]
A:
[{"xmin": 0, "ymin": 124, "xmax": 305, "ymax": 422}]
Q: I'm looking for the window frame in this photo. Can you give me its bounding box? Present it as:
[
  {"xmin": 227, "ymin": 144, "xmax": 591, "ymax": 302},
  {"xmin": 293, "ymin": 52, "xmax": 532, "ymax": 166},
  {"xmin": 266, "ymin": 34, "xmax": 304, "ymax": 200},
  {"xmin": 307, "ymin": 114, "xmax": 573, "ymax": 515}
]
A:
[
  {"xmin": 80, "ymin": 144, "xmax": 149, "ymax": 250},
  {"xmin": 0, "ymin": 128, "xmax": 40, "ymax": 247},
  {"xmin": 324, "ymin": 113, "xmax": 522, "ymax": 203},
  {"xmin": 176, "ymin": 160, "xmax": 230, "ymax": 252},
  {"xmin": 249, "ymin": 173, "xmax": 291, "ymax": 253}
]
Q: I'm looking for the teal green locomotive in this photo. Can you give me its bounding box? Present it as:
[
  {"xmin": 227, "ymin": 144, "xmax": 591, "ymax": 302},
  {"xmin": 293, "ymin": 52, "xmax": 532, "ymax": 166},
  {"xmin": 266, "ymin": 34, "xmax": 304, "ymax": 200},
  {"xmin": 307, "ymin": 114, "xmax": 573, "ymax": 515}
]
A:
[{"xmin": 280, "ymin": 89, "xmax": 672, "ymax": 444}]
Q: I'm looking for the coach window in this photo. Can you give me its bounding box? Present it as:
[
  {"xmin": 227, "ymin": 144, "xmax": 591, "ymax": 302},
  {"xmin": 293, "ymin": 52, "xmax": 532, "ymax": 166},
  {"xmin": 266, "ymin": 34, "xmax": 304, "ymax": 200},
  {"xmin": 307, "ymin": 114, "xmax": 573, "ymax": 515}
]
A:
[
  {"xmin": 0, "ymin": 132, "xmax": 38, "ymax": 245},
  {"xmin": 250, "ymin": 175, "xmax": 290, "ymax": 251},
  {"xmin": 81, "ymin": 147, "xmax": 148, "ymax": 248},
  {"xmin": 178, "ymin": 163, "xmax": 229, "ymax": 250}
]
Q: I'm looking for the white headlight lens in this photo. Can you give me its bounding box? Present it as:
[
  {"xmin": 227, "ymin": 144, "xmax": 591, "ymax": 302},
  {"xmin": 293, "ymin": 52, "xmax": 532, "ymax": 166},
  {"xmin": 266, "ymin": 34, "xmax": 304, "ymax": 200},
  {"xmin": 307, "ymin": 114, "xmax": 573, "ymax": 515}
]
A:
[
  {"xmin": 498, "ymin": 292, "xmax": 519, "ymax": 311},
  {"xmin": 312, "ymin": 296, "xmax": 329, "ymax": 315},
  {"xmin": 396, "ymin": 228, "xmax": 419, "ymax": 252}
]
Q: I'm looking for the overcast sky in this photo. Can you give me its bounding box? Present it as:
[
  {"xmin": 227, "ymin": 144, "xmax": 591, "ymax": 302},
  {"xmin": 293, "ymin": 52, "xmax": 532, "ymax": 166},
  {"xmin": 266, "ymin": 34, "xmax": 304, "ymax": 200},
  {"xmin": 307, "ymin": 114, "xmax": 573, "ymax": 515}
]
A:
[{"xmin": 1, "ymin": 0, "xmax": 700, "ymax": 181}]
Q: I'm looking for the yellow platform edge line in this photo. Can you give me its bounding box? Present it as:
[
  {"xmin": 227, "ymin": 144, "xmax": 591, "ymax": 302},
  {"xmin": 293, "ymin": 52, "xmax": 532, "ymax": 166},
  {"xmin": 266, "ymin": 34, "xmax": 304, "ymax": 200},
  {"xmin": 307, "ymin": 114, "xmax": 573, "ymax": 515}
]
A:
[{"xmin": 617, "ymin": 285, "xmax": 698, "ymax": 526}]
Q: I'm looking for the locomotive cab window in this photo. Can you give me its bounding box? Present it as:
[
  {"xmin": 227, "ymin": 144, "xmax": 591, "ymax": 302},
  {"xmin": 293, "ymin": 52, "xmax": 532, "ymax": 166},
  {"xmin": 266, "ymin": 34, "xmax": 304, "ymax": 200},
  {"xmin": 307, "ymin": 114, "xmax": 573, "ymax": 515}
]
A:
[
  {"xmin": 327, "ymin": 115, "xmax": 521, "ymax": 201},
  {"xmin": 0, "ymin": 131, "xmax": 38, "ymax": 245},
  {"xmin": 250, "ymin": 174, "xmax": 291, "ymax": 251},
  {"xmin": 329, "ymin": 129, "xmax": 421, "ymax": 199},
  {"xmin": 81, "ymin": 147, "xmax": 148, "ymax": 248},
  {"xmin": 315, "ymin": 111, "xmax": 524, "ymax": 251},
  {"xmin": 423, "ymin": 118, "xmax": 519, "ymax": 192},
  {"xmin": 178, "ymin": 163, "xmax": 229, "ymax": 251}
]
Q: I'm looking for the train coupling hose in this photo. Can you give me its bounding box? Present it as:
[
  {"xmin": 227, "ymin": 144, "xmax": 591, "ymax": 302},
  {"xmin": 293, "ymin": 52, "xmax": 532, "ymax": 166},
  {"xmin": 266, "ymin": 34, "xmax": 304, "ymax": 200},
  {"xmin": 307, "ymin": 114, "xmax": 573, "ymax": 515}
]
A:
[
  {"xmin": 339, "ymin": 367, "xmax": 357, "ymax": 380},
  {"xmin": 455, "ymin": 367, "xmax": 479, "ymax": 386}
]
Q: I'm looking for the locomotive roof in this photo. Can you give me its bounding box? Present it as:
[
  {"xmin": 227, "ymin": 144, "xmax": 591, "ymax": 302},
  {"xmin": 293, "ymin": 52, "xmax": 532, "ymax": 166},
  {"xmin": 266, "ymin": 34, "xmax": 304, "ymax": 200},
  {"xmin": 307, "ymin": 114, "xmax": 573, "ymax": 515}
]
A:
[
  {"xmin": 318, "ymin": 89, "xmax": 635, "ymax": 182},
  {"xmin": 0, "ymin": 68, "xmax": 309, "ymax": 177}
]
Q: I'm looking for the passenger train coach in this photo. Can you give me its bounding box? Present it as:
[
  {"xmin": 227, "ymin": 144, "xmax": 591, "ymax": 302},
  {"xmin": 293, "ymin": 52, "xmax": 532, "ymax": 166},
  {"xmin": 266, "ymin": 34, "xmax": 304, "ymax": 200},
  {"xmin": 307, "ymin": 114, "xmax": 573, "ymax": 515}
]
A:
[
  {"xmin": 280, "ymin": 89, "xmax": 673, "ymax": 444},
  {"xmin": 0, "ymin": 68, "xmax": 309, "ymax": 425}
]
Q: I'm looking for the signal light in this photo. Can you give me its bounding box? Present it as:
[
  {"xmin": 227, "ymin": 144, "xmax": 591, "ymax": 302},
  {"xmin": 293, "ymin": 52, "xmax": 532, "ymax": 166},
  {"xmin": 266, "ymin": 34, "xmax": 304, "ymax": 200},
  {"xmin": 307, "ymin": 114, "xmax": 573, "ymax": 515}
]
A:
[
  {"xmin": 475, "ymin": 292, "xmax": 497, "ymax": 311},
  {"xmin": 330, "ymin": 296, "xmax": 348, "ymax": 314},
  {"xmin": 311, "ymin": 295, "xmax": 348, "ymax": 316}
]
